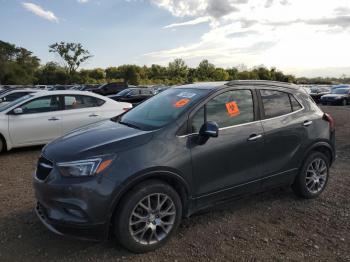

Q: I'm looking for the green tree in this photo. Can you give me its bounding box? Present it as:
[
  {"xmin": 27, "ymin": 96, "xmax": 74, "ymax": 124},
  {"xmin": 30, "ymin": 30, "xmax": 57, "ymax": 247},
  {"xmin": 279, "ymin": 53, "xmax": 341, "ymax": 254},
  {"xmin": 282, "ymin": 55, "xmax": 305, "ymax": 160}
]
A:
[
  {"xmin": 212, "ymin": 68, "xmax": 229, "ymax": 81},
  {"xmin": 196, "ymin": 59, "xmax": 216, "ymax": 81},
  {"xmin": 105, "ymin": 67, "xmax": 120, "ymax": 80},
  {"xmin": 226, "ymin": 67, "xmax": 239, "ymax": 80},
  {"xmin": 36, "ymin": 62, "xmax": 68, "ymax": 84},
  {"xmin": 0, "ymin": 40, "xmax": 40, "ymax": 84},
  {"xmin": 167, "ymin": 58, "xmax": 188, "ymax": 80},
  {"xmin": 118, "ymin": 65, "xmax": 141, "ymax": 85},
  {"xmin": 49, "ymin": 42, "xmax": 92, "ymax": 76}
]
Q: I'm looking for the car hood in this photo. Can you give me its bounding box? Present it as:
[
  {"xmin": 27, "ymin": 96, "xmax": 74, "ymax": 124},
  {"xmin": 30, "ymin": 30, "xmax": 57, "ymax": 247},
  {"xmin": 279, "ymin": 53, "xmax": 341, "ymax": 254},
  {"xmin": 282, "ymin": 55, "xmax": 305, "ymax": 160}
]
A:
[
  {"xmin": 321, "ymin": 94, "xmax": 347, "ymax": 98},
  {"xmin": 43, "ymin": 120, "xmax": 153, "ymax": 163}
]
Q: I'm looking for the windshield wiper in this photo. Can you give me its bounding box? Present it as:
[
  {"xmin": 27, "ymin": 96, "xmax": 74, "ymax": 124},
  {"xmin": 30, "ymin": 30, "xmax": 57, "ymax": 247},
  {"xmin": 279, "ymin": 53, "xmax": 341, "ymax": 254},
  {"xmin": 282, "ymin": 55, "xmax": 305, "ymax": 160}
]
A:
[{"xmin": 119, "ymin": 120, "xmax": 141, "ymax": 130}]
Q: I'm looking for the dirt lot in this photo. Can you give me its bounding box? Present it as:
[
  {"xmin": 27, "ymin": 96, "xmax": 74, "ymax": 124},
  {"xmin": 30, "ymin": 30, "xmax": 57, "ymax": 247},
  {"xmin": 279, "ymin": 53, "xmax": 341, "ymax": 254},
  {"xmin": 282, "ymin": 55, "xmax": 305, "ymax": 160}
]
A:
[{"xmin": 0, "ymin": 106, "xmax": 349, "ymax": 262}]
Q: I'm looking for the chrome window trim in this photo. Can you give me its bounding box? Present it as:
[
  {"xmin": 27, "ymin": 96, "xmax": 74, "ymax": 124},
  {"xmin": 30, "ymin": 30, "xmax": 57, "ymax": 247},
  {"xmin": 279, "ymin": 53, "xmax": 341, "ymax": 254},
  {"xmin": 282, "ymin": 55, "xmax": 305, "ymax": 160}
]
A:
[{"xmin": 177, "ymin": 90, "xmax": 305, "ymax": 138}]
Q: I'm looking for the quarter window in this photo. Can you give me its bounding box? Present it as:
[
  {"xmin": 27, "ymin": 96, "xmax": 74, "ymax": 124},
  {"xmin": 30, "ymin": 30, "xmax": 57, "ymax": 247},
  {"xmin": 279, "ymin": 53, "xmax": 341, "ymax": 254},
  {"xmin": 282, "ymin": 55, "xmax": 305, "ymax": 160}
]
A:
[
  {"xmin": 260, "ymin": 90, "xmax": 292, "ymax": 118},
  {"xmin": 64, "ymin": 95, "xmax": 105, "ymax": 110},
  {"xmin": 289, "ymin": 95, "xmax": 302, "ymax": 111},
  {"xmin": 21, "ymin": 96, "xmax": 60, "ymax": 114},
  {"xmin": 191, "ymin": 90, "xmax": 254, "ymax": 132}
]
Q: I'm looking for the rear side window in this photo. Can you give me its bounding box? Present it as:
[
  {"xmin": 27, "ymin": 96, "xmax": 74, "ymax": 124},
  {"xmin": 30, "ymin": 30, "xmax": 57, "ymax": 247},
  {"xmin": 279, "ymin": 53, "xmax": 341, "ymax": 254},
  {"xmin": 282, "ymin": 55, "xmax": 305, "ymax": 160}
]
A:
[
  {"xmin": 260, "ymin": 90, "xmax": 292, "ymax": 118},
  {"xmin": 64, "ymin": 95, "xmax": 105, "ymax": 110},
  {"xmin": 191, "ymin": 90, "xmax": 254, "ymax": 132}
]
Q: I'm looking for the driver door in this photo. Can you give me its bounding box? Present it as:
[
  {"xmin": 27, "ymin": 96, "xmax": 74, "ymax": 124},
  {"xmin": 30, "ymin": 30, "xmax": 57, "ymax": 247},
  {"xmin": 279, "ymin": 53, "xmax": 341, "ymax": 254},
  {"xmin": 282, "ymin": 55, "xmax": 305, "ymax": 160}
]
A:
[
  {"xmin": 189, "ymin": 89, "xmax": 265, "ymax": 206},
  {"xmin": 8, "ymin": 95, "xmax": 62, "ymax": 146}
]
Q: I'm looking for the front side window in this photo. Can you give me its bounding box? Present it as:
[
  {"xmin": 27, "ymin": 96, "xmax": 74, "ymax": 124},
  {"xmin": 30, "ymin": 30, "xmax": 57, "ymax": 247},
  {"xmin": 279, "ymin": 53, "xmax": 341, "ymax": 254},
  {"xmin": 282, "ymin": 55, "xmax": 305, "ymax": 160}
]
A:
[
  {"xmin": 260, "ymin": 90, "xmax": 292, "ymax": 118},
  {"xmin": 64, "ymin": 95, "xmax": 104, "ymax": 110},
  {"xmin": 21, "ymin": 96, "xmax": 60, "ymax": 114},
  {"xmin": 191, "ymin": 90, "xmax": 254, "ymax": 132}
]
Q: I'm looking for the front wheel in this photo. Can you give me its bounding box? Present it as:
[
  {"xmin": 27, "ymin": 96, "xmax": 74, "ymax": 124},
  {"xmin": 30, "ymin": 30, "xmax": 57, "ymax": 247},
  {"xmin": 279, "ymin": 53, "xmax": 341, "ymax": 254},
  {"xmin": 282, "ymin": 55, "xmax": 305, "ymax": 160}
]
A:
[
  {"xmin": 0, "ymin": 138, "xmax": 4, "ymax": 153},
  {"xmin": 114, "ymin": 180, "xmax": 182, "ymax": 253},
  {"xmin": 292, "ymin": 152, "xmax": 330, "ymax": 199}
]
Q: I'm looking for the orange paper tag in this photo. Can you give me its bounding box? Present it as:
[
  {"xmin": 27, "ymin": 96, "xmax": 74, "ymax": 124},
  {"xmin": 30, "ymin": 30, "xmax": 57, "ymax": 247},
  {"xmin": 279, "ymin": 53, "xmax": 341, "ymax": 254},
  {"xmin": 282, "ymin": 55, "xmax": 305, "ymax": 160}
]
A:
[
  {"xmin": 174, "ymin": 98, "xmax": 190, "ymax": 108},
  {"xmin": 226, "ymin": 101, "xmax": 240, "ymax": 117}
]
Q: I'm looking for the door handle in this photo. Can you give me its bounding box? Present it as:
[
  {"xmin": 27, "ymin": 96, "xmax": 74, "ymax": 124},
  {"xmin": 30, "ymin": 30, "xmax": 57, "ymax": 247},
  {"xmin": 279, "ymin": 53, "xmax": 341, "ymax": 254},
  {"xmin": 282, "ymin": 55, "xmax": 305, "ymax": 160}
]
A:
[
  {"xmin": 247, "ymin": 134, "xmax": 263, "ymax": 141},
  {"xmin": 89, "ymin": 113, "xmax": 100, "ymax": 117},
  {"xmin": 303, "ymin": 120, "xmax": 313, "ymax": 127},
  {"xmin": 48, "ymin": 117, "xmax": 60, "ymax": 121}
]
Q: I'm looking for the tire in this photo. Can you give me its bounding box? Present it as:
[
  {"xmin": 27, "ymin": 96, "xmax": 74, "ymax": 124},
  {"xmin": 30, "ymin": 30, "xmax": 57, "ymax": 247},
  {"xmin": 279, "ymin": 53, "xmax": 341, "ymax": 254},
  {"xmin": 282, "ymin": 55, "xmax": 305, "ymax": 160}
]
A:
[
  {"xmin": 0, "ymin": 137, "xmax": 4, "ymax": 153},
  {"xmin": 114, "ymin": 180, "xmax": 182, "ymax": 253},
  {"xmin": 292, "ymin": 152, "xmax": 330, "ymax": 199}
]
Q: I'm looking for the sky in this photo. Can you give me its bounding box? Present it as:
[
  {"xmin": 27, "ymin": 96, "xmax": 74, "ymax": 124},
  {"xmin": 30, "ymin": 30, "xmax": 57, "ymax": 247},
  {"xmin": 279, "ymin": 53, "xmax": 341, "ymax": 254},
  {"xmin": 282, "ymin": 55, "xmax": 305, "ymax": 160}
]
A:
[{"xmin": 1, "ymin": 0, "xmax": 350, "ymax": 77}]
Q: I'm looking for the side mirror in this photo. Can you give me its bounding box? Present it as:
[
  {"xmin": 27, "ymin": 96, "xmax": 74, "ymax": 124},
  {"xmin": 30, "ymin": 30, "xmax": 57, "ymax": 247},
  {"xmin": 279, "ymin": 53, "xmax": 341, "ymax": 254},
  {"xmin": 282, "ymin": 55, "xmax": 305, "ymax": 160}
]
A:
[
  {"xmin": 13, "ymin": 108, "xmax": 23, "ymax": 115},
  {"xmin": 197, "ymin": 121, "xmax": 219, "ymax": 145}
]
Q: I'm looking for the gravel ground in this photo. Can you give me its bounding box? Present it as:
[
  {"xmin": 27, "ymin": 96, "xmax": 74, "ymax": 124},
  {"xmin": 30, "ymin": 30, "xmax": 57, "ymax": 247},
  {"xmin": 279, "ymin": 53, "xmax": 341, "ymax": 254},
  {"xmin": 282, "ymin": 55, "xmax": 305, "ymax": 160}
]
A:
[{"xmin": 0, "ymin": 106, "xmax": 349, "ymax": 262}]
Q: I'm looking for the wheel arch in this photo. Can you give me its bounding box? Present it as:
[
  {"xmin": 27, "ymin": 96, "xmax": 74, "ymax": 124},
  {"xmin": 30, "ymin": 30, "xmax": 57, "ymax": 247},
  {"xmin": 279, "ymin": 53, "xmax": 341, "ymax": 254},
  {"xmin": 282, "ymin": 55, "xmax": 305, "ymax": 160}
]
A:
[
  {"xmin": 0, "ymin": 132, "xmax": 8, "ymax": 152},
  {"xmin": 108, "ymin": 169, "xmax": 191, "ymax": 234},
  {"xmin": 303, "ymin": 141, "xmax": 335, "ymax": 166}
]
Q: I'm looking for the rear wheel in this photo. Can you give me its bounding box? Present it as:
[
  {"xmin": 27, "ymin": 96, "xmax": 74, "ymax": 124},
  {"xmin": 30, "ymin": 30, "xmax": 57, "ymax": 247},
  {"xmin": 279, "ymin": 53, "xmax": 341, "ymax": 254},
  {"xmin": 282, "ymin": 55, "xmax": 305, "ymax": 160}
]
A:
[
  {"xmin": 114, "ymin": 180, "xmax": 182, "ymax": 253},
  {"xmin": 292, "ymin": 152, "xmax": 329, "ymax": 199}
]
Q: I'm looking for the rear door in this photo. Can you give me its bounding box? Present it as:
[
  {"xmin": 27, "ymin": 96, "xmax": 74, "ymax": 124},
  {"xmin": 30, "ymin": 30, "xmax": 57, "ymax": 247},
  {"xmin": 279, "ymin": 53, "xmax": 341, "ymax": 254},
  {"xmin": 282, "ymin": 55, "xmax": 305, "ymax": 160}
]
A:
[
  {"xmin": 190, "ymin": 88, "xmax": 265, "ymax": 202},
  {"xmin": 258, "ymin": 89, "xmax": 306, "ymax": 185},
  {"xmin": 8, "ymin": 95, "xmax": 62, "ymax": 146},
  {"xmin": 61, "ymin": 95, "xmax": 105, "ymax": 134}
]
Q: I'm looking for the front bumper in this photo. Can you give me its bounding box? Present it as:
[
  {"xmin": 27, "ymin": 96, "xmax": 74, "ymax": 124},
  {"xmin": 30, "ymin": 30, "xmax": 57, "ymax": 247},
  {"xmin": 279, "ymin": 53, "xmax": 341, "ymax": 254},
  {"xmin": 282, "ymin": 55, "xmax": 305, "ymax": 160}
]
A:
[
  {"xmin": 35, "ymin": 202, "xmax": 109, "ymax": 241},
  {"xmin": 33, "ymin": 157, "xmax": 120, "ymax": 241}
]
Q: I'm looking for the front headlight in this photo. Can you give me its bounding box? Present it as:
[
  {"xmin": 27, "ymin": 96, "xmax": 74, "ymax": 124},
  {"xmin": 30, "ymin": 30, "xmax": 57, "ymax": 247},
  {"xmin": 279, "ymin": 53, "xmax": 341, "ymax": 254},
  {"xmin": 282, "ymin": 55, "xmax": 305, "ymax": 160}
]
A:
[{"xmin": 57, "ymin": 155, "xmax": 115, "ymax": 177}]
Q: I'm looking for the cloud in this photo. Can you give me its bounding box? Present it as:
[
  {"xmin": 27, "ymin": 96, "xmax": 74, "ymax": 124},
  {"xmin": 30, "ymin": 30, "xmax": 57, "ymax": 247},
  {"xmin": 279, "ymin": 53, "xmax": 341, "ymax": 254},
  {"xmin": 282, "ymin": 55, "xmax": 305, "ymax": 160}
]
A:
[
  {"xmin": 267, "ymin": 15, "xmax": 350, "ymax": 29},
  {"xmin": 22, "ymin": 2, "xmax": 58, "ymax": 22},
  {"xmin": 264, "ymin": 0, "xmax": 274, "ymax": 8},
  {"xmin": 77, "ymin": 0, "xmax": 89, "ymax": 3},
  {"xmin": 334, "ymin": 6, "xmax": 350, "ymax": 16},
  {"xmin": 206, "ymin": 0, "xmax": 239, "ymax": 18},
  {"xmin": 164, "ymin": 16, "xmax": 211, "ymax": 28},
  {"xmin": 227, "ymin": 30, "xmax": 258, "ymax": 38},
  {"xmin": 151, "ymin": 0, "xmax": 241, "ymax": 18},
  {"xmin": 144, "ymin": 0, "xmax": 350, "ymax": 75}
]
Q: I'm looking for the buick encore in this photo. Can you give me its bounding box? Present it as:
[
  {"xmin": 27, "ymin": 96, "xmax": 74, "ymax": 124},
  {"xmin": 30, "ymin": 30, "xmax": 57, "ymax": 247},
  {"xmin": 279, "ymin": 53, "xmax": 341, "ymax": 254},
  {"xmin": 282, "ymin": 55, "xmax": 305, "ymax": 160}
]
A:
[{"xmin": 33, "ymin": 80, "xmax": 335, "ymax": 253}]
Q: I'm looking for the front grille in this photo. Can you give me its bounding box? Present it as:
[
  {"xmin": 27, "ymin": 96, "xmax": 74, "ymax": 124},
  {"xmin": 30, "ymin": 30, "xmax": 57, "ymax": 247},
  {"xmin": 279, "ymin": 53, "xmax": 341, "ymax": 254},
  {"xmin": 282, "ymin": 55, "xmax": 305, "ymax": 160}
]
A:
[{"xmin": 36, "ymin": 156, "xmax": 53, "ymax": 181}]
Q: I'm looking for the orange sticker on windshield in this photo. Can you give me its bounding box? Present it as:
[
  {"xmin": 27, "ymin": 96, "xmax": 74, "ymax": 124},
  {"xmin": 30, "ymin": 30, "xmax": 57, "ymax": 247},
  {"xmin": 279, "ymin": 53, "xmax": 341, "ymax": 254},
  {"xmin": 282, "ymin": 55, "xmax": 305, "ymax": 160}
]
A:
[
  {"xmin": 226, "ymin": 101, "xmax": 240, "ymax": 117},
  {"xmin": 174, "ymin": 98, "xmax": 190, "ymax": 108}
]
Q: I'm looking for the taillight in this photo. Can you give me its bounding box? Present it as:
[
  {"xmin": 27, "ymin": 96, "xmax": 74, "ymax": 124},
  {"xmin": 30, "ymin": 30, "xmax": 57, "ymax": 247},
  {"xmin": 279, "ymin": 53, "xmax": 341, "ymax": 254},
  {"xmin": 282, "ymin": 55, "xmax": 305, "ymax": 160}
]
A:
[{"xmin": 323, "ymin": 113, "xmax": 335, "ymax": 132}]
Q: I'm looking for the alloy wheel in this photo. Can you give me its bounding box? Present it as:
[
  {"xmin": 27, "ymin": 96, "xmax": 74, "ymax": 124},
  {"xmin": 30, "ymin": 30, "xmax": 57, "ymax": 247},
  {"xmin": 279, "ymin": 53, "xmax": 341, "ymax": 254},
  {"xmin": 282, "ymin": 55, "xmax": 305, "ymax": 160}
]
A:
[
  {"xmin": 129, "ymin": 193, "xmax": 176, "ymax": 245},
  {"xmin": 305, "ymin": 158, "xmax": 328, "ymax": 194}
]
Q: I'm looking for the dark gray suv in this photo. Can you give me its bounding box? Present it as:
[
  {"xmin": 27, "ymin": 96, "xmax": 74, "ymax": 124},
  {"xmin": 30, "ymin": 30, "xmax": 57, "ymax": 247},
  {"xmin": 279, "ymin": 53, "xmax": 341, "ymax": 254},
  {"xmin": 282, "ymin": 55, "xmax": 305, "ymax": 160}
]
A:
[{"xmin": 33, "ymin": 80, "xmax": 335, "ymax": 253}]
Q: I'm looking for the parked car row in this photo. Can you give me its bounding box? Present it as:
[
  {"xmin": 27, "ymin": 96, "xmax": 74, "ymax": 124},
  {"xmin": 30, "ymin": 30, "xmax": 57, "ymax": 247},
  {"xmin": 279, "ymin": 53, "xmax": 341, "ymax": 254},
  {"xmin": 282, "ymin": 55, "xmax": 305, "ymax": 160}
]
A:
[
  {"xmin": 308, "ymin": 85, "xmax": 350, "ymax": 105},
  {"xmin": 0, "ymin": 90, "xmax": 132, "ymax": 152},
  {"xmin": 0, "ymin": 83, "xmax": 168, "ymax": 106}
]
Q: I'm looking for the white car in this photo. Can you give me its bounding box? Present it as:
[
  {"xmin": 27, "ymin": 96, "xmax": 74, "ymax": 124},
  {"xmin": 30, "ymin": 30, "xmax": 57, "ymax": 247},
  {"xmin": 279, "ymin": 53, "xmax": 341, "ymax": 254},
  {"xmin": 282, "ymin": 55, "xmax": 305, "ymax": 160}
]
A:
[{"xmin": 0, "ymin": 90, "xmax": 132, "ymax": 152}]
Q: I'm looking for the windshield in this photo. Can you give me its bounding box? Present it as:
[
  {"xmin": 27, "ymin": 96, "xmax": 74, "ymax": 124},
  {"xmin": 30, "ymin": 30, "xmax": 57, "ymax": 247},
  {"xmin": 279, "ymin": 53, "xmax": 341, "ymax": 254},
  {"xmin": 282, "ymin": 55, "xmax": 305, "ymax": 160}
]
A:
[
  {"xmin": 117, "ymin": 89, "xmax": 132, "ymax": 96},
  {"xmin": 332, "ymin": 88, "xmax": 349, "ymax": 94},
  {"xmin": 0, "ymin": 94, "xmax": 33, "ymax": 112},
  {"xmin": 120, "ymin": 88, "xmax": 210, "ymax": 131}
]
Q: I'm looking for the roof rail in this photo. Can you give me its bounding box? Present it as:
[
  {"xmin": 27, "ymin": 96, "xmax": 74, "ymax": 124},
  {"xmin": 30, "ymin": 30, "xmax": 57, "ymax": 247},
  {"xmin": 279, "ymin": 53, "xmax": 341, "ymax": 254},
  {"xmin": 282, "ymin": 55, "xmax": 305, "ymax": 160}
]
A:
[{"xmin": 226, "ymin": 80, "xmax": 299, "ymax": 89}]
